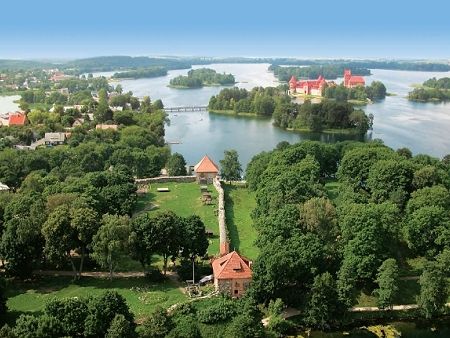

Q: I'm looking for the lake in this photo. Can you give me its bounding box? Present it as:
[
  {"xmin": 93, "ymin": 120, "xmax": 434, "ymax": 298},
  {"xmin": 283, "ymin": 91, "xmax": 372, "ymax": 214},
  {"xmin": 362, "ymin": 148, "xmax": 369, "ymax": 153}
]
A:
[
  {"xmin": 103, "ymin": 63, "xmax": 450, "ymax": 167},
  {"xmin": 0, "ymin": 95, "xmax": 20, "ymax": 113}
]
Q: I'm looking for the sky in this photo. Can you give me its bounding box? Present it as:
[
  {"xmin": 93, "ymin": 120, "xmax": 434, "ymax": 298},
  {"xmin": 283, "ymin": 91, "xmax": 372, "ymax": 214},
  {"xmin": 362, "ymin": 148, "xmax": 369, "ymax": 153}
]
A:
[{"xmin": 1, "ymin": 0, "xmax": 449, "ymax": 60}]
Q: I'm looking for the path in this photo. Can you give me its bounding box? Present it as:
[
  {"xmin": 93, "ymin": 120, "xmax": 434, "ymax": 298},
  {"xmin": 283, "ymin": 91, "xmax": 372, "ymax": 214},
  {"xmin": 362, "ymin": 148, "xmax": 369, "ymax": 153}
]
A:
[{"xmin": 262, "ymin": 308, "xmax": 301, "ymax": 326}]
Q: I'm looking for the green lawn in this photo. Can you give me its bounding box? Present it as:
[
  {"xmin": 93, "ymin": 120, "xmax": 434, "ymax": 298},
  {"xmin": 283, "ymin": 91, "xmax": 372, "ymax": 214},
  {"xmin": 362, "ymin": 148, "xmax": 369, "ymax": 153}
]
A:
[
  {"xmin": 223, "ymin": 183, "xmax": 259, "ymax": 260},
  {"xmin": 324, "ymin": 179, "xmax": 341, "ymax": 202},
  {"xmin": 5, "ymin": 276, "xmax": 187, "ymax": 323},
  {"xmin": 135, "ymin": 182, "xmax": 220, "ymax": 255}
]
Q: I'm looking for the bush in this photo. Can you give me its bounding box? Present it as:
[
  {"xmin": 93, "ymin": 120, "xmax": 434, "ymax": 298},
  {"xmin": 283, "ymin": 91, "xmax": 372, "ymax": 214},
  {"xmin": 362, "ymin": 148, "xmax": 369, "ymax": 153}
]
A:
[
  {"xmin": 44, "ymin": 297, "xmax": 88, "ymax": 336},
  {"xmin": 106, "ymin": 314, "xmax": 136, "ymax": 338},
  {"xmin": 139, "ymin": 306, "xmax": 173, "ymax": 338},
  {"xmin": 197, "ymin": 297, "xmax": 237, "ymax": 324},
  {"xmin": 267, "ymin": 315, "xmax": 296, "ymax": 337},
  {"xmin": 224, "ymin": 313, "xmax": 265, "ymax": 338},
  {"xmin": 167, "ymin": 315, "xmax": 201, "ymax": 338}
]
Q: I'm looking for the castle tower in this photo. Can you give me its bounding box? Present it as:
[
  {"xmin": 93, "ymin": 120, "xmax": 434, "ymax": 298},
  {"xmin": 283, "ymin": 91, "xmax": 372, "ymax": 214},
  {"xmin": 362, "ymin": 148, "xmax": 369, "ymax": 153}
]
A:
[{"xmin": 343, "ymin": 69, "xmax": 351, "ymax": 87}]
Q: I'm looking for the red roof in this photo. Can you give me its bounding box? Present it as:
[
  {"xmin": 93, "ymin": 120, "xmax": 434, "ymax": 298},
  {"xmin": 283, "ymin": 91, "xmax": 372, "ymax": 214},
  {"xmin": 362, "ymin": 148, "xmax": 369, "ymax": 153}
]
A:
[
  {"xmin": 194, "ymin": 155, "xmax": 219, "ymax": 174},
  {"xmin": 212, "ymin": 251, "xmax": 252, "ymax": 280},
  {"xmin": 348, "ymin": 76, "xmax": 365, "ymax": 84},
  {"xmin": 8, "ymin": 112, "xmax": 27, "ymax": 126}
]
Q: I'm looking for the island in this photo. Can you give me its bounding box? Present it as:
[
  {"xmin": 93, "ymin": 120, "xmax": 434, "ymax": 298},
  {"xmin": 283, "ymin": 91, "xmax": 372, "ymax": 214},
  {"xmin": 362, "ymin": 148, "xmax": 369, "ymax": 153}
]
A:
[
  {"xmin": 408, "ymin": 77, "xmax": 450, "ymax": 102},
  {"xmin": 111, "ymin": 66, "xmax": 168, "ymax": 79},
  {"xmin": 169, "ymin": 68, "xmax": 235, "ymax": 88},
  {"xmin": 208, "ymin": 86, "xmax": 371, "ymax": 134}
]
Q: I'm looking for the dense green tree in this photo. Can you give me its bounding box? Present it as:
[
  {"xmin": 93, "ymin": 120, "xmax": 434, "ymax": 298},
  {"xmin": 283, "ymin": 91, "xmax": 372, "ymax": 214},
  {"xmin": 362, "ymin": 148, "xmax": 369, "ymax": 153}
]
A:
[
  {"xmin": 42, "ymin": 203, "xmax": 99, "ymax": 279},
  {"xmin": 251, "ymin": 233, "xmax": 325, "ymax": 303},
  {"xmin": 300, "ymin": 197, "xmax": 338, "ymax": 242},
  {"xmin": 154, "ymin": 211, "xmax": 182, "ymax": 275},
  {"xmin": 167, "ymin": 315, "xmax": 201, "ymax": 338},
  {"xmin": 139, "ymin": 306, "xmax": 173, "ymax": 338},
  {"xmin": 84, "ymin": 291, "xmax": 134, "ymax": 337},
  {"xmin": 404, "ymin": 205, "xmax": 450, "ymax": 257},
  {"xmin": 220, "ymin": 149, "xmax": 242, "ymax": 181},
  {"xmin": 0, "ymin": 278, "xmax": 6, "ymax": 322},
  {"xmin": 339, "ymin": 202, "xmax": 400, "ymax": 282},
  {"xmin": 412, "ymin": 165, "xmax": 442, "ymax": 189},
  {"xmin": 106, "ymin": 314, "xmax": 136, "ymax": 338},
  {"xmin": 223, "ymin": 313, "xmax": 265, "ymax": 338},
  {"xmin": 91, "ymin": 214, "xmax": 131, "ymax": 279},
  {"xmin": 374, "ymin": 258, "xmax": 399, "ymax": 310},
  {"xmin": 338, "ymin": 145, "xmax": 398, "ymax": 188},
  {"xmin": 366, "ymin": 159, "xmax": 414, "ymax": 205},
  {"xmin": 304, "ymin": 272, "xmax": 343, "ymax": 329},
  {"xmin": 166, "ymin": 153, "xmax": 187, "ymax": 176},
  {"xmin": 44, "ymin": 297, "xmax": 88, "ymax": 337},
  {"xmin": 0, "ymin": 193, "xmax": 45, "ymax": 278},
  {"xmin": 418, "ymin": 262, "xmax": 448, "ymax": 318}
]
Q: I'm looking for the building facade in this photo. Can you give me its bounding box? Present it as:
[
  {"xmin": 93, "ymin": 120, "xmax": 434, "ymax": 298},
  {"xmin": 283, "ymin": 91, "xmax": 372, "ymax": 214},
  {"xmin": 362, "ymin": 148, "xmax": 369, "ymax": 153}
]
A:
[
  {"xmin": 194, "ymin": 155, "xmax": 219, "ymax": 184},
  {"xmin": 289, "ymin": 75, "xmax": 327, "ymax": 96},
  {"xmin": 212, "ymin": 251, "xmax": 252, "ymax": 298},
  {"xmin": 343, "ymin": 69, "xmax": 365, "ymax": 88}
]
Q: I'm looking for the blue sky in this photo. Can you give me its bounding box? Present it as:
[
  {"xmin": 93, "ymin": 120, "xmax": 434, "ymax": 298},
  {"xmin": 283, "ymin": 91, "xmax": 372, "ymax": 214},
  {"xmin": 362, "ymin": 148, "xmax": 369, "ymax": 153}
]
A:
[{"xmin": 1, "ymin": 0, "xmax": 449, "ymax": 59}]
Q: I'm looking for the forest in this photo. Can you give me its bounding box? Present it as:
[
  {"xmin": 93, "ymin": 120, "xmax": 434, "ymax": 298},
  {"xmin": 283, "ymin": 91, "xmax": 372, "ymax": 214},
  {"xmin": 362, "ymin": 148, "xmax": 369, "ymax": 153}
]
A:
[
  {"xmin": 245, "ymin": 140, "xmax": 450, "ymax": 329},
  {"xmin": 269, "ymin": 65, "xmax": 371, "ymax": 81}
]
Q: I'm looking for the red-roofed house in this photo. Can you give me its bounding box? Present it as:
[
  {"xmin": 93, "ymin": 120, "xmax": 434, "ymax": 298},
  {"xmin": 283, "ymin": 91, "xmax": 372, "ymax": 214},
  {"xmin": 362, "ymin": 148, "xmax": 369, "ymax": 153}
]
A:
[
  {"xmin": 194, "ymin": 155, "xmax": 219, "ymax": 184},
  {"xmin": 8, "ymin": 112, "xmax": 27, "ymax": 126},
  {"xmin": 289, "ymin": 75, "xmax": 327, "ymax": 96},
  {"xmin": 212, "ymin": 251, "xmax": 252, "ymax": 297},
  {"xmin": 343, "ymin": 69, "xmax": 365, "ymax": 88}
]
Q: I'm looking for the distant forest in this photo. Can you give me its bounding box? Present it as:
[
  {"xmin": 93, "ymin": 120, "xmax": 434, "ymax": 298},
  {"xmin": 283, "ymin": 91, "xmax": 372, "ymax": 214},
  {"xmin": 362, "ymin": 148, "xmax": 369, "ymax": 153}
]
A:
[
  {"xmin": 1, "ymin": 56, "xmax": 449, "ymax": 73},
  {"xmin": 269, "ymin": 65, "xmax": 371, "ymax": 81}
]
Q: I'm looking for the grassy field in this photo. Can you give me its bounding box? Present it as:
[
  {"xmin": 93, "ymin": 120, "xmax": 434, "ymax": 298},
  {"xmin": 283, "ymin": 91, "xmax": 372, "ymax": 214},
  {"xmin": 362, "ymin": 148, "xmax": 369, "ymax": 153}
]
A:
[
  {"xmin": 5, "ymin": 276, "xmax": 187, "ymax": 324},
  {"xmin": 223, "ymin": 183, "xmax": 259, "ymax": 260},
  {"xmin": 135, "ymin": 182, "xmax": 220, "ymax": 255}
]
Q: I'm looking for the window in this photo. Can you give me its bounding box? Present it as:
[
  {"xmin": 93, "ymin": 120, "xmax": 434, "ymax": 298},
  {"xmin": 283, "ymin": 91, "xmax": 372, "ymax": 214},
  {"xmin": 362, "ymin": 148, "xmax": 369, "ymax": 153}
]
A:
[{"xmin": 234, "ymin": 289, "xmax": 239, "ymax": 295}]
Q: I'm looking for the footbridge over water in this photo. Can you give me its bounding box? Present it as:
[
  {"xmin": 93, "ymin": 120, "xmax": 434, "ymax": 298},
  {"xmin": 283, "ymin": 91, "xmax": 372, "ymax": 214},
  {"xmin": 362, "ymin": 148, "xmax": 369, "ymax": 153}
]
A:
[{"xmin": 164, "ymin": 106, "xmax": 208, "ymax": 112}]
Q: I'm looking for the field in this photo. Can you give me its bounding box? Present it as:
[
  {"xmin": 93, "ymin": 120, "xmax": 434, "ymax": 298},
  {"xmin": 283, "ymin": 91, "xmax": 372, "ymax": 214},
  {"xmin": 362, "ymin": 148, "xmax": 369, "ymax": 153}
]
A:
[
  {"xmin": 135, "ymin": 182, "xmax": 220, "ymax": 255},
  {"xmin": 5, "ymin": 276, "xmax": 187, "ymax": 324},
  {"xmin": 223, "ymin": 183, "xmax": 259, "ymax": 260}
]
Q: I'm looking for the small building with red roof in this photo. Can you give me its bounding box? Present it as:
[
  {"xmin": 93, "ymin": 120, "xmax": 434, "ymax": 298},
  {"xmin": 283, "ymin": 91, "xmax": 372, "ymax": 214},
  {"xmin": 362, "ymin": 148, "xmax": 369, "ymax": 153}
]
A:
[
  {"xmin": 212, "ymin": 251, "xmax": 252, "ymax": 298},
  {"xmin": 289, "ymin": 75, "xmax": 327, "ymax": 96},
  {"xmin": 8, "ymin": 112, "xmax": 27, "ymax": 126},
  {"xmin": 194, "ymin": 155, "xmax": 219, "ymax": 184},
  {"xmin": 343, "ymin": 69, "xmax": 365, "ymax": 88}
]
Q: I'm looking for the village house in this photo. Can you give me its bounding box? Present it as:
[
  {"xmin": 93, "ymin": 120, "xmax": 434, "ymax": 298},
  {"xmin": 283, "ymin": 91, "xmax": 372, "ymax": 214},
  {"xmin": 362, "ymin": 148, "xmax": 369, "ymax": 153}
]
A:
[
  {"xmin": 96, "ymin": 124, "xmax": 118, "ymax": 131},
  {"xmin": 289, "ymin": 75, "xmax": 327, "ymax": 96},
  {"xmin": 8, "ymin": 112, "xmax": 27, "ymax": 126},
  {"xmin": 343, "ymin": 69, "xmax": 365, "ymax": 88},
  {"xmin": 194, "ymin": 155, "xmax": 219, "ymax": 184},
  {"xmin": 212, "ymin": 251, "xmax": 252, "ymax": 298},
  {"xmin": 72, "ymin": 118, "xmax": 85, "ymax": 127},
  {"xmin": 44, "ymin": 132, "xmax": 67, "ymax": 146}
]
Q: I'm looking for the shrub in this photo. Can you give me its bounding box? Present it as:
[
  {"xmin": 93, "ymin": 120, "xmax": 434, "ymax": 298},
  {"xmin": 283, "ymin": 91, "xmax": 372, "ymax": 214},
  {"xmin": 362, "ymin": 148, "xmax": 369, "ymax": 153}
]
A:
[{"xmin": 197, "ymin": 297, "xmax": 237, "ymax": 324}]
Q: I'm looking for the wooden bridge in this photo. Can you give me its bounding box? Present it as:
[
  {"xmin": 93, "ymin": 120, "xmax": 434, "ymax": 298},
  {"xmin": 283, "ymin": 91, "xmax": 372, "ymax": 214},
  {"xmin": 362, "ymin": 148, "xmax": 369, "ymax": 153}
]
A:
[{"xmin": 164, "ymin": 106, "xmax": 208, "ymax": 112}]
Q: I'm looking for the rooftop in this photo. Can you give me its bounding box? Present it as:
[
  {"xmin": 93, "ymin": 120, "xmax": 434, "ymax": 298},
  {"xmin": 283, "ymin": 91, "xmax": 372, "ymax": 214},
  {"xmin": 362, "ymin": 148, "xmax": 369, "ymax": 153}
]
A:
[
  {"xmin": 194, "ymin": 155, "xmax": 219, "ymax": 173},
  {"xmin": 212, "ymin": 251, "xmax": 252, "ymax": 280}
]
